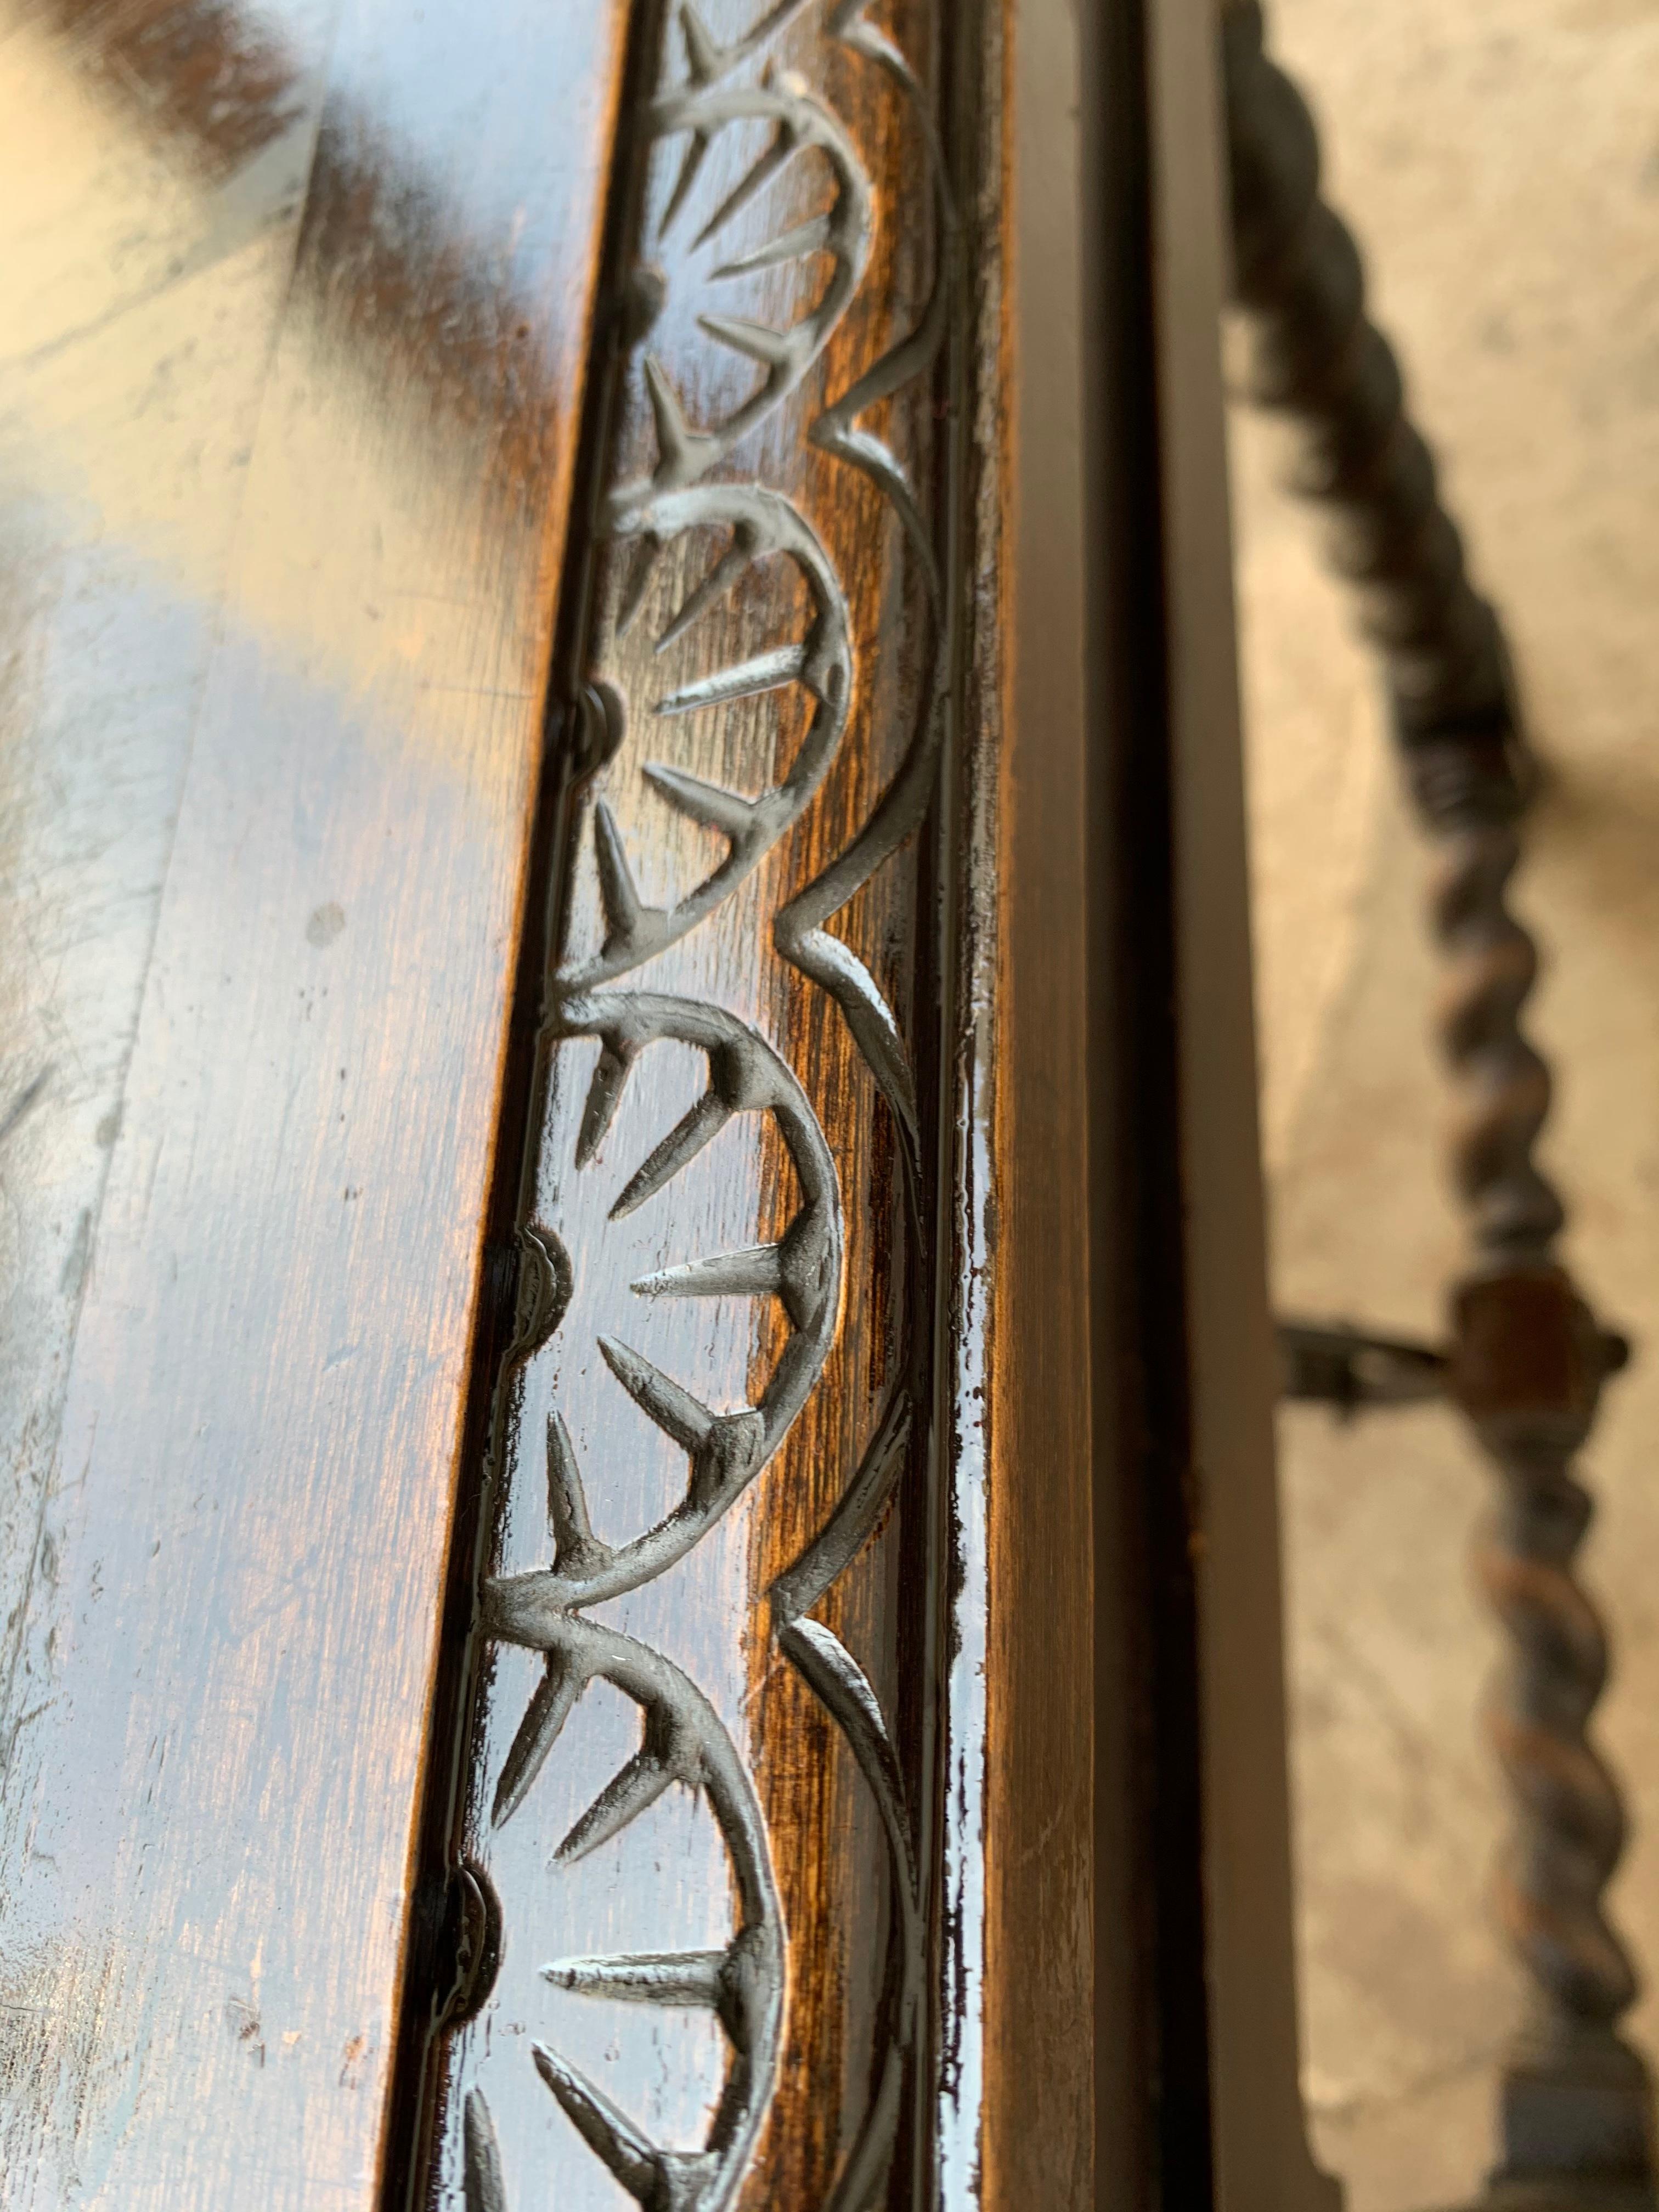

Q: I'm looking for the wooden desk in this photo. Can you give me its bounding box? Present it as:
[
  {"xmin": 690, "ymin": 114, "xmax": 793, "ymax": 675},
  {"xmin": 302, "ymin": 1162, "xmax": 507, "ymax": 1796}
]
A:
[{"xmin": 0, "ymin": 2, "xmax": 1329, "ymax": 2206}]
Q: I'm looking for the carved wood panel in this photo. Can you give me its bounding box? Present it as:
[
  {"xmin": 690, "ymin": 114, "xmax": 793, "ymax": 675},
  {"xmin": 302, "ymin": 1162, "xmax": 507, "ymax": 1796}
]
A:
[{"xmin": 404, "ymin": 4, "xmax": 961, "ymax": 2205}]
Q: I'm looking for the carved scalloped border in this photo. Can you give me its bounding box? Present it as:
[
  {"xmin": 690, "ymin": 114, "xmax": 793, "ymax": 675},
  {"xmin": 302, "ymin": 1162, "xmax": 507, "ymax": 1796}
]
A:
[{"xmin": 460, "ymin": 4, "xmax": 955, "ymax": 2205}]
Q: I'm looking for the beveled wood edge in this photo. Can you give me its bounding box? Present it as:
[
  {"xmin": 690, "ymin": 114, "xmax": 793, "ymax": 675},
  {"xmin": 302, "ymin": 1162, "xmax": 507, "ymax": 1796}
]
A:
[
  {"xmin": 1147, "ymin": 0, "xmax": 1340, "ymax": 2204},
  {"xmin": 974, "ymin": 0, "xmax": 1098, "ymax": 2204},
  {"xmin": 387, "ymin": 8, "xmax": 973, "ymax": 2203},
  {"xmin": 376, "ymin": 7, "xmax": 643, "ymax": 2200}
]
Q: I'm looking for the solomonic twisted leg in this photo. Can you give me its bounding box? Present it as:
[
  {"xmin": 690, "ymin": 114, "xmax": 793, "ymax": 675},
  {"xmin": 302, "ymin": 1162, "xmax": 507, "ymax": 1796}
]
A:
[
  {"xmin": 1432, "ymin": 795, "xmax": 1653, "ymax": 2211},
  {"xmin": 1222, "ymin": 5, "xmax": 1656, "ymax": 2202}
]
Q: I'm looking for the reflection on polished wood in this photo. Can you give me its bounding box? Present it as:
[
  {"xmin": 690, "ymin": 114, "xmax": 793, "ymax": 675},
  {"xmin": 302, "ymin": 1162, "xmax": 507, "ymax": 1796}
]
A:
[
  {"xmin": 2, "ymin": 0, "xmax": 1345, "ymax": 2205},
  {"xmin": 394, "ymin": 2, "xmax": 978, "ymax": 2204},
  {"xmin": 0, "ymin": 2, "xmax": 626, "ymax": 2204}
]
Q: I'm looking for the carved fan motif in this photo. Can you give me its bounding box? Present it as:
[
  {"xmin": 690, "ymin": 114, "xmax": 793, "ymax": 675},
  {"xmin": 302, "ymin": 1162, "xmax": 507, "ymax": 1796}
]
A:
[{"xmin": 443, "ymin": 0, "xmax": 957, "ymax": 2203}]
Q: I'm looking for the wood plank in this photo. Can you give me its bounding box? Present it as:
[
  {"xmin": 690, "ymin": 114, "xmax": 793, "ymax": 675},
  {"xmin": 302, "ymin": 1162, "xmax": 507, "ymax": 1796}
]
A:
[
  {"xmin": 0, "ymin": 0, "xmax": 336, "ymax": 1929},
  {"xmin": 0, "ymin": 3, "xmax": 627, "ymax": 2203},
  {"xmin": 391, "ymin": 2, "xmax": 977, "ymax": 2204},
  {"xmin": 981, "ymin": 0, "xmax": 1096, "ymax": 2197}
]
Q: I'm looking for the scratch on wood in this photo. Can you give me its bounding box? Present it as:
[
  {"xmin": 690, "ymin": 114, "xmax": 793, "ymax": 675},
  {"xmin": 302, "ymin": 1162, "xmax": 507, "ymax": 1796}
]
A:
[{"xmin": 0, "ymin": 1068, "xmax": 52, "ymax": 1150}]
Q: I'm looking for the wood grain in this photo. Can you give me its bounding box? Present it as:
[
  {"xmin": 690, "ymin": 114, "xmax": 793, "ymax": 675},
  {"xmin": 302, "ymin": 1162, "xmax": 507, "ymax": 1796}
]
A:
[
  {"xmin": 399, "ymin": 4, "xmax": 963, "ymax": 2207},
  {"xmin": 0, "ymin": 2, "xmax": 627, "ymax": 2203},
  {"xmin": 0, "ymin": 0, "xmax": 334, "ymax": 1955},
  {"xmin": 1, "ymin": 3, "xmax": 1336, "ymax": 2205},
  {"xmin": 980, "ymin": 0, "xmax": 1097, "ymax": 2198}
]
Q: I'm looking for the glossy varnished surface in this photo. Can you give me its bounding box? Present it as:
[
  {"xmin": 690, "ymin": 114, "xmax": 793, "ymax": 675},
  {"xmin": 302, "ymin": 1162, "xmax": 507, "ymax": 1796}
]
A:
[
  {"xmin": 0, "ymin": 1, "xmax": 1334, "ymax": 2204},
  {"xmin": 983, "ymin": 0, "xmax": 1094, "ymax": 2197},
  {"xmin": 0, "ymin": 2, "xmax": 625, "ymax": 2203},
  {"xmin": 403, "ymin": 3, "xmax": 968, "ymax": 2205}
]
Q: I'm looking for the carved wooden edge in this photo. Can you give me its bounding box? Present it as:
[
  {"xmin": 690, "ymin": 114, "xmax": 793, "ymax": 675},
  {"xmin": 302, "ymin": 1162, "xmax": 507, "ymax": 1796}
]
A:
[
  {"xmin": 930, "ymin": 6, "xmax": 1006, "ymax": 2208},
  {"xmin": 378, "ymin": 3, "xmax": 1348, "ymax": 2208},
  {"xmin": 381, "ymin": 2, "xmax": 1013, "ymax": 2207}
]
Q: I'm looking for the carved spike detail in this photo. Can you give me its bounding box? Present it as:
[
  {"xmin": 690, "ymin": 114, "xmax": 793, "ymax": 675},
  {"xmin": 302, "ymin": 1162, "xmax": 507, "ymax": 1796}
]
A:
[
  {"xmin": 544, "ymin": 1929, "xmax": 774, "ymax": 2062},
  {"xmin": 592, "ymin": 799, "xmax": 648, "ymax": 946},
  {"xmin": 544, "ymin": 1949, "xmax": 726, "ymax": 2010},
  {"xmin": 655, "ymin": 642, "xmax": 806, "ymax": 717},
  {"xmin": 658, "ymin": 0, "xmax": 723, "ymax": 245},
  {"xmin": 653, "ymin": 533, "xmax": 754, "ymax": 652},
  {"xmin": 492, "ymin": 1655, "xmax": 583, "ymax": 1830},
  {"xmin": 557, "ymin": 1744, "xmax": 680, "ymax": 1865},
  {"xmin": 642, "ymin": 763, "xmax": 757, "ymax": 843},
  {"xmin": 598, "ymin": 1336, "xmax": 715, "ymax": 1453},
  {"xmin": 462, "ymin": 2089, "xmax": 508, "ymax": 2212},
  {"xmin": 712, "ymin": 215, "xmax": 836, "ymax": 279},
  {"xmin": 577, "ymin": 1038, "xmax": 637, "ymax": 1169},
  {"xmin": 556, "ymin": 1681, "xmax": 701, "ymax": 1867},
  {"xmin": 615, "ymin": 532, "xmax": 663, "ymax": 637},
  {"xmin": 546, "ymin": 1410, "xmax": 607, "ymax": 1576},
  {"xmin": 659, "ymin": 129, "xmax": 711, "ymax": 239},
  {"xmin": 678, "ymin": 0, "xmax": 722, "ymax": 84},
  {"xmin": 690, "ymin": 124, "xmax": 793, "ymax": 252},
  {"xmin": 643, "ymin": 356, "xmax": 720, "ymax": 487},
  {"xmin": 531, "ymin": 2044, "xmax": 668, "ymax": 2204},
  {"xmin": 695, "ymin": 312, "xmax": 795, "ymax": 371},
  {"xmin": 609, "ymin": 1091, "xmax": 732, "ymax": 1218},
  {"xmin": 631, "ymin": 1243, "xmax": 785, "ymax": 1302}
]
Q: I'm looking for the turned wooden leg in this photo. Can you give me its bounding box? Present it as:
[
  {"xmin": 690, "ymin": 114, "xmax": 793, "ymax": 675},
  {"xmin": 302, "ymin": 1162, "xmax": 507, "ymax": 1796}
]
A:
[{"xmin": 1222, "ymin": 5, "xmax": 1657, "ymax": 2202}]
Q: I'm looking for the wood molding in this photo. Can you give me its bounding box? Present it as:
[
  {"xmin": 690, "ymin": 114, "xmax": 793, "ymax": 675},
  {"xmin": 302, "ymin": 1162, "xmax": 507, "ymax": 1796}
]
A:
[
  {"xmin": 396, "ymin": 4, "xmax": 983, "ymax": 2205},
  {"xmin": 0, "ymin": 3, "xmax": 1343, "ymax": 2204}
]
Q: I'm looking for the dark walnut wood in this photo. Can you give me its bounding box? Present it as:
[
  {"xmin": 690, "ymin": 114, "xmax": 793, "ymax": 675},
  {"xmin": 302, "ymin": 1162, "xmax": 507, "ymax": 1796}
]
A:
[
  {"xmin": 0, "ymin": 2, "xmax": 628, "ymax": 2204},
  {"xmin": 1, "ymin": 1, "xmax": 1346, "ymax": 2208},
  {"xmin": 393, "ymin": 2, "xmax": 977, "ymax": 2205},
  {"xmin": 395, "ymin": 1, "xmax": 1338, "ymax": 2210}
]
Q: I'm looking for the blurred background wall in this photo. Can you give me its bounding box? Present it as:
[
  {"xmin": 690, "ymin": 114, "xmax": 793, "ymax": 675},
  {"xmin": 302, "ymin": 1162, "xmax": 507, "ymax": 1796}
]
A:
[{"xmin": 1231, "ymin": 0, "xmax": 1659, "ymax": 2203}]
